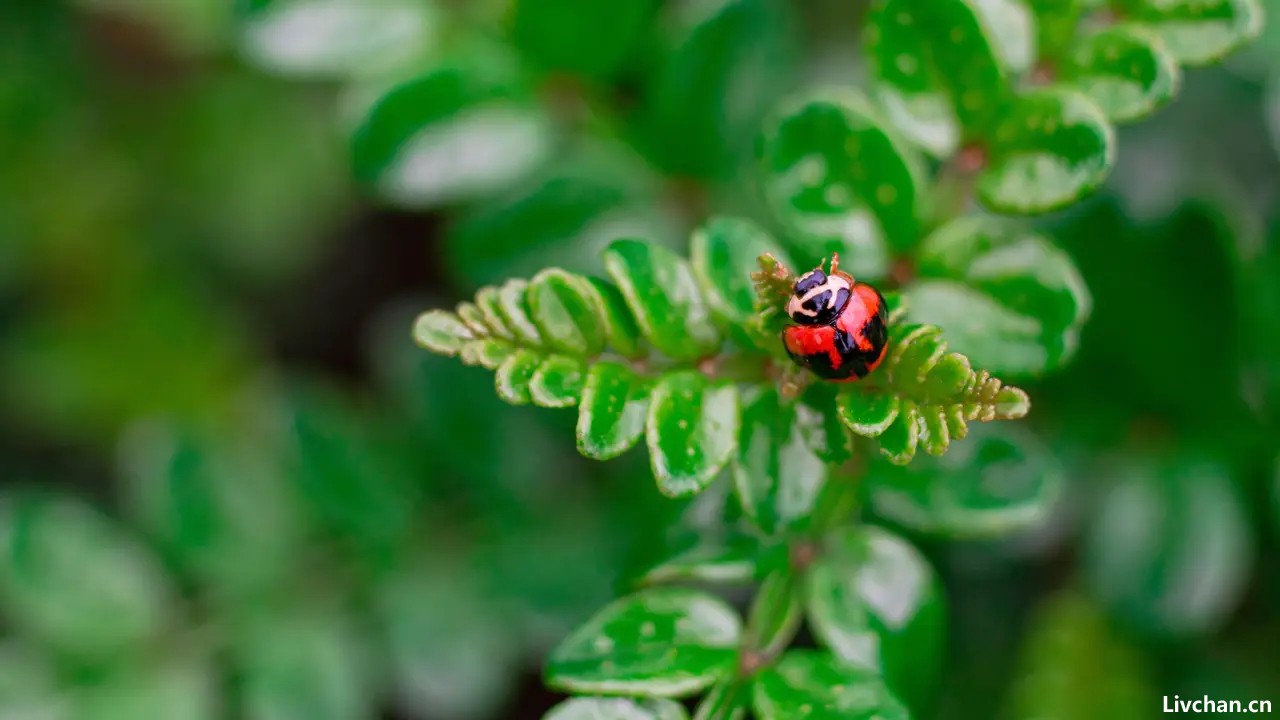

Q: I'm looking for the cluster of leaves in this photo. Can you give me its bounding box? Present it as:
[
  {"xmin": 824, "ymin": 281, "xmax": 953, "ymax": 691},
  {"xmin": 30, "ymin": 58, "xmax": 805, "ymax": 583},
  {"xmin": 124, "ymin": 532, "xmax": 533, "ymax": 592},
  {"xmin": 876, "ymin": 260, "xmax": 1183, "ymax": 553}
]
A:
[
  {"xmin": 542, "ymin": 524, "xmax": 942, "ymax": 720},
  {"xmin": 416, "ymin": 219, "xmax": 1032, "ymax": 494},
  {"xmin": 866, "ymin": 0, "xmax": 1259, "ymax": 214},
  {"xmin": 231, "ymin": 0, "xmax": 802, "ymax": 287},
  {"xmin": 0, "ymin": 350, "xmax": 655, "ymax": 720},
  {"xmin": 408, "ymin": 0, "xmax": 1263, "ymax": 717}
]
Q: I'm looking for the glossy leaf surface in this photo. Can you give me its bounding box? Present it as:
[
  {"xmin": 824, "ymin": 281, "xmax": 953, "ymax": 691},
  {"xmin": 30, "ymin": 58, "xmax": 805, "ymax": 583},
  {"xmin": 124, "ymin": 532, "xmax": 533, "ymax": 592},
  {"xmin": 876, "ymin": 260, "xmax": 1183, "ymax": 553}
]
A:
[
  {"xmin": 805, "ymin": 526, "xmax": 945, "ymax": 709},
  {"xmin": 545, "ymin": 588, "xmax": 742, "ymax": 697}
]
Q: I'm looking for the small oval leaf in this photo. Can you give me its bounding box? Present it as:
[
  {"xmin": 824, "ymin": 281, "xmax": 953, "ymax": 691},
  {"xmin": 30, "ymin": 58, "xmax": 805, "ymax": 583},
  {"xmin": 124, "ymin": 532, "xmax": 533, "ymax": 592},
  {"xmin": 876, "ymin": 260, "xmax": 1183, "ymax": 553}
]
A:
[
  {"xmin": 733, "ymin": 389, "xmax": 827, "ymax": 535},
  {"xmin": 869, "ymin": 0, "xmax": 1022, "ymax": 142},
  {"xmin": 497, "ymin": 278, "xmax": 543, "ymax": 346},
  {"xmin": 758, "ymin": 90, "xmax": 922, "ymax": 273},
  {"xmin": 837, "ymin": 392, "xmax": 900, "ymax": 437},
  {"xmin": 413, "ymin": 310, "xmax": 475, "ymax": 356},
  {"xmin": 805, "ymin": 526, "xmax": 945, "ymax": 711},
  {"xmin": 530, "ymin": 355, "xmax": 586, "ymax": 408},
  {"xmin": 1067, "ymin": 25, "xmax": 1181, "ymax": 123},
  {"xmin": 528, "ymin": 269, "xmax": 609, "ymax": 357},
  {"xmin": 0, "ymin": 496, "xmax": 175, "ymax": 659},
  {"xmin": 544, "ymin": 697, "xmax": 689, "ymax": 720},
  {"xmin": 605, "ymin": 240, "xmax": 722, "ymax": 360},
  {"xmin": 909, "ymin": 217, "xmax": 1092, "ymax": 375},
  {"xmin": 866, "ymin": 424, "xmax": 1062, "ymax": 538},
  {"xmin": 647, "ymin": 372, "xmax": 739, "ymax": 497},
  {"xmin": 877, "ymin": 404, "xmax": 920, "ymax": 465},
  {"xmin": 350, "ymin": 58, "xmax": 551, "ymax": 208},
  {"xmin": 1128, "ymin": 0, "xmax": 1262, "ymax": 66},
  {"xmin": 577, "ymin": 361, "xmax": 651, "ymax": 460},
  {"xmin": 545, "ymin": 587, "xmax": 742, "ymax": 697},
  {"xmin": 495, "ymin": 350, "xmax": 542, "ymax": 405},
  {"xmin": 978, "ymin": 88, "xmax": 1115, "ymax": 214},
  {"xmin": 692, "ymin": 217, "xmax": 790, "ymax": 329},
  {"xmin": 586, "ymin": 277, "xmax": 646, "ymax": 359},
  {"xmin": 1083, "ymin": 454, "xmax": 1253, "ymax": 637},
  {"xmin": 752, "ymin": 650, "xmax": 910, "ymax": 720}
]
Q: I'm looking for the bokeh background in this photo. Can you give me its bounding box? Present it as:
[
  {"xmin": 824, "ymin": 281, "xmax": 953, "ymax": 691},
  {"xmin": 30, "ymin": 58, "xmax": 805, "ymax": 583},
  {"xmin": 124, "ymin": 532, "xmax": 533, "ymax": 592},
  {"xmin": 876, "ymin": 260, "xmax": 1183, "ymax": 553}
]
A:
[{"xmin": 1, "ymin": 0, "xmax": 1278, "ymax": 718}]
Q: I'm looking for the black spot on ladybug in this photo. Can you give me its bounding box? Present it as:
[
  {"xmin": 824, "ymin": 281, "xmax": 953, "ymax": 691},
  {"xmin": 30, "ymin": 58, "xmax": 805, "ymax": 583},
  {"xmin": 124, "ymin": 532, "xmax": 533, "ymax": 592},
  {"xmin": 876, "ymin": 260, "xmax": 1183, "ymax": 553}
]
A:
[
  {"xmin": 801, "ymin": 289, "xmax": 831, "ymax": 314},
  {"xmin": 794, "ymin": 269, "xmax": 828, "ymax": 295}
]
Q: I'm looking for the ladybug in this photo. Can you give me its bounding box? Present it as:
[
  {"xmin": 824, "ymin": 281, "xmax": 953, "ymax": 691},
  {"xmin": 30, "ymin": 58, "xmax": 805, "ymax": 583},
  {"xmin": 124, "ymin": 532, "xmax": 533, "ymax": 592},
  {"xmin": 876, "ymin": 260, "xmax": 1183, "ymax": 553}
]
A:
[{"xmin": 781, "ymin": 255, "xmax": 888, "ymax": 382}]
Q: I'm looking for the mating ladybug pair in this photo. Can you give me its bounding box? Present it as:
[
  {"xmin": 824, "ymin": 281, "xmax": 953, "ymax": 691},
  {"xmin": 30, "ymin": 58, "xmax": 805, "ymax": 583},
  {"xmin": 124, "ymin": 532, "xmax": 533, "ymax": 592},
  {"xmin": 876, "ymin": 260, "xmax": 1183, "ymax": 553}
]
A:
[{"xmin": 781, "ymin": 255, "xmax": 888, "ymax": 382}]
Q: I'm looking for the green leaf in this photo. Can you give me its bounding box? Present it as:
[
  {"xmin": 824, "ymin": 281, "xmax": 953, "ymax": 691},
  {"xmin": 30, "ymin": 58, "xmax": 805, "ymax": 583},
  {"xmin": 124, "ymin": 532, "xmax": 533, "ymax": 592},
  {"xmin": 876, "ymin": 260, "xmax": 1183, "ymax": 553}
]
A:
[
  {"xmin": 476, "ymin": 285, "xmax": 517, "ymax": 340},
  {"xmin": 413, "ymin": 309, "xmax": 477, "ymax": 356},
  {"xmin": 528, "ymin": 269, "xmax": 609, "ymax": 356},
  {"xmin": 545, "ymin": 587, "xmax": 742, "ymax": 697},
  {"xmin": 375, "ymin": 561, "xmax": 517, "ymax": 720},
  {"xmin": 840, "ymin": 324, "xmax": 1030, "ymax": 464},
  {"xmin": 495, "ymin": 349, "xmax": 542, "ymax": 405},
  {"xmin": 794, "ymin": 384, "xmax": 854, "ymax": 465},
  {"xmin": 511, "ymin": 0, "xmax": 655, "ymax": 78},
  {"xmin": 757, "ymin": 89, "xmax": 922, "ymax": 274},
  {"xmin": 286, "ymin": 388, "xmax": 417, "ymax": 554},
  {"xmin": 444, "ymin": 151, "xmax": 679, "ymax": 288},
  {"xmin": 497, "ymin": 278, "xmax": 543, "ymax": 346},
  {"xmin": 868, "ymin": 0, "xmax": 1028, "ymax": 148},
  {"xmin": 530, "ymin": 355, "xmax": 586, "ymax": 408},
  {"xmin": 1026, "ymin": 0, "xmax": 1084, "ymax": 60},
  {"xmin": 640, "ymin": 534, "xmax": 761, "ymax": 586},
  {"xmin": 605, "ymin": 240, "xmax": 722, "ymax": 360},
  {"xmin": 465, "ymin": 338, "xmax": 515, "ymax": 370},
  {"xmin": 836, "ymin": 392, "xmax": 900, "ymax": 437},
  {"xmin": 978, "ymin": 88, "xmax": 1115, "ymax": 214},
  {"xmin": 1066, "ymin": 25, "xmax": 1181, "ymax": 123},
  {"xmin": 1121, "ymin": 0, "xmax": 1262, "ymax": 65},
  {"xmin": 236, "ymin": 605, "xmax": 376, "ymax": 720},
  {"xmin": 742, "ymin": 569, "xmax": 804, "ymax": 656},
  {"xmin": 1006, "ymin": 593, "xmax": 1153, "ymax": 720},
  {"xmin": 1082, "ymin": 454, "xmax": 1253, "ymax": 637},
  {"xmin": 587, "ymin": 276, "xmax": 647, "ymax": 359},
  {"xmin": 239, "ymin": 0, "xmax": 438, "ymax": 78},
  {"xmin": 733, "ymin": 388, "xmax": 826, "ymax": 534},
  {"xmin": 577, "ymin": 361, "xmax": 651, "ymax": 460},
  {"xmin": 0, "ymin": 495, "xmax": 173, "ymax": 658},
  {"xmin": 908, "ymin": 216, "xmax": 1092, "ymax": 375},
  {"xmin": 865, "ymin": 424, "xmax": 1062, "ymax": 538},
  {"xmin": 637, "ymin": 0, "xmax": 796, "ymax": 177},
  {"xmin": 545, "ymin": 697, "xmax": 690, "ymax": 720},
  {"xmin": 691, "ymin": 217, "xmax": 791, "ymax": 332},
  {"xmin": 120, "ymin": 422, "xmax": 305, "ymax": 595},
  {"xmin": 456, "ymin": 302, "xmax": 492, "ymax": 337},
  {"xmin": 647, "ymin": 372, "xmax": 739, "ymax": 497},
  {"xmin": 752, "ymin": 650, "xmax": 910, "ymax": 720},
  {"xmin": 350, "ymin": 53, "xmax": 551, "ymax": 208},
  {"xmin": 805, "ymin": 526, "xmax": 945, "ymax": 710}
]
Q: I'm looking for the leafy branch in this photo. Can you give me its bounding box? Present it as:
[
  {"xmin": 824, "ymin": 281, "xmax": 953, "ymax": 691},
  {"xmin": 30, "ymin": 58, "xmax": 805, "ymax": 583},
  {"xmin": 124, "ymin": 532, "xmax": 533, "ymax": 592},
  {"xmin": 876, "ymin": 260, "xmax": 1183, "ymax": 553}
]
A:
[{"xmin": 406, "ymin": 0, "xmax": 1260, "ymax": 718}]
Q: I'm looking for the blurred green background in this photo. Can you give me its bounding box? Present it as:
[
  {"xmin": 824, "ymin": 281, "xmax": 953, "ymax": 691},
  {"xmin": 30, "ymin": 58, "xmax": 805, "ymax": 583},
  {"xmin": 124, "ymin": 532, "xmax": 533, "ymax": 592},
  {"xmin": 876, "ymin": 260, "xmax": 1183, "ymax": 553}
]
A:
[{"xmin": 1, "ymin": 0, "xmax": 1278, "ymax": 718}]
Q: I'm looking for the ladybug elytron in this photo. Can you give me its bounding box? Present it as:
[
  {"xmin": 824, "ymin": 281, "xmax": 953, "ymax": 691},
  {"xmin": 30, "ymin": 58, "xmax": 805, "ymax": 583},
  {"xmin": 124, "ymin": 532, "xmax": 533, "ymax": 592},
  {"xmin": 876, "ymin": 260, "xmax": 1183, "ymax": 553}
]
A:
[{"xmin": 781, "ymin": 255, "xmax": 888, "ymax": 382}]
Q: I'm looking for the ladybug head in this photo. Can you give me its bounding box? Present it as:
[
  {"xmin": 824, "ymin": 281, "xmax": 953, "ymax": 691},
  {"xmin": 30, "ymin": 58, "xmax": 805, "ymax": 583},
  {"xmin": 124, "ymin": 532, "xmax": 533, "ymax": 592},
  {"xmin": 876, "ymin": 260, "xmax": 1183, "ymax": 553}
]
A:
[{"xmin": 786, "ymin": 265, "xmax": 852, "ymax": 325}]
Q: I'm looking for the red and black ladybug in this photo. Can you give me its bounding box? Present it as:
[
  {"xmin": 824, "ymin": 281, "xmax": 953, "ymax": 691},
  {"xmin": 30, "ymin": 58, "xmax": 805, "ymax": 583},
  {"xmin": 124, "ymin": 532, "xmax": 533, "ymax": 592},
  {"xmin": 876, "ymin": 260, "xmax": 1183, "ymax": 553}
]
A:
[{"xmin": 781, "ymin": 255, "xmax": 888, "ymax": 382}]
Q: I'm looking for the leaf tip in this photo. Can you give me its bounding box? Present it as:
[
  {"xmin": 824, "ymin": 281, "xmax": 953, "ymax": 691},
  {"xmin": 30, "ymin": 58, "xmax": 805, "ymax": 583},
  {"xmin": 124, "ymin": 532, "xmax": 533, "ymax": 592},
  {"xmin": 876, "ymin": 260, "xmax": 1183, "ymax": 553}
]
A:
[
  {"xmin": 995, "ymin": 386, "xmax": 1031, "ymax": 419},
  {"xmin": 412, "ymin": 310, "xmax": 473, "ymax": 356}
]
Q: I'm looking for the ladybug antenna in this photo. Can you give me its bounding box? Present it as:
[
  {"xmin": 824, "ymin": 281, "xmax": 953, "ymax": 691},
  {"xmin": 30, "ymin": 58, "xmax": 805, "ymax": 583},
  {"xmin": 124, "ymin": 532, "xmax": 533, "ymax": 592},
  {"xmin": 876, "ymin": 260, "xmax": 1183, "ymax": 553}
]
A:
[{"xmin": 828, "ymin": 253, "xmax": 840, "ymax": 276}]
